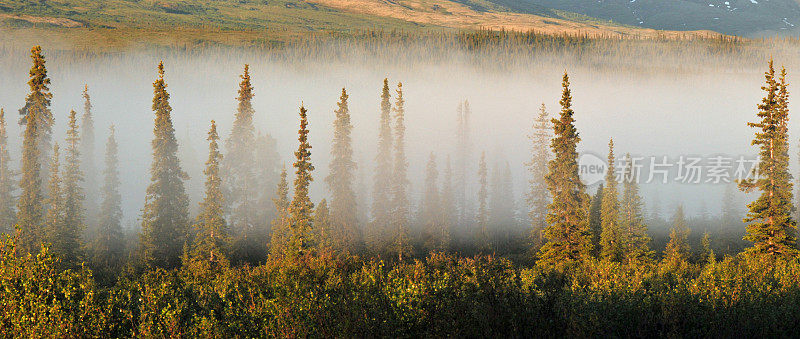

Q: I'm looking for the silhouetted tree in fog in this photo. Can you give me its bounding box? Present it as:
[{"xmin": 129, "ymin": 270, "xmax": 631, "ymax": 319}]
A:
[{"xmin": 139, "ymin": 62, "xmax": 190, "ymax": 270}]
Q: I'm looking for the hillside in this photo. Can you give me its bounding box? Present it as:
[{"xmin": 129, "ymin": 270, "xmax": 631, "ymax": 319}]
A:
[{"xmin": 0, "ymin": 0, "xmax": 723, "ymax": 49}]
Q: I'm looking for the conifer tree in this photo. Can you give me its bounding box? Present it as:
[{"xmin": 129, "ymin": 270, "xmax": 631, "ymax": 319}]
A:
[
  {"xmin": 0, "ymin": 109, "xmax": 16, "ymax": 234},
  {"xmin": 16, "ymin": 47, "xmax": 49, "ymax": 254},
  {"xmin": 476, "ymin": 151, "xmax": 490, "ymax": 253},
  {"xmin": 420, "ymin": 153, "xmax": 442, "ymax": 251},
  {"xmin": 268, "ymin": 168, "xmax": 290, "ymax": 258},
  {"xmin": 325, "ymin": 88, "xmax": 359, "ymax": 256},
  {"xmin": 738, "ymin": 60, "xmax": 797, "ymax": 257},
  {"xmin": 62, "ymin": 110, "xmax": 85, "ymax": 262},
  {"xmin": 588, "ymin": 183, "xmax": 603, "ymax": 253},
  {"xmin": 93, "ymin": 126, "xmax": 123, "ymax": 273},
  {"xmin": 620, "ymin": 154, "xmax": 652, "ymax": 262},
  {"xmin": 139, "ymin": 62, "xmax": 190, "ymax": 270},
  {"xmin": 390, "ymin": 82, "xmax": 411, "ymax": 261},
  {"xmin": 537, "ymin": 73, "xmax": 593, "ymax": 266},
  {"xmin": 18, "ymin": 46, "xmax": 54, "ymax": 185},
  {"xmin": 664, "ymin": 205, "xmax": 690, "ymax": 262},
  {"xmin": 287, "ymin": 105, "xmax": 315, "ymax": 257},
  {"xmin": 371, "ymin": 79, "xmax": 393, "ymax": 255},
  {"xmin": 225, "ymin": 65, "xmax": 258, "ymax": 242},
  {"xmin": 526, "ymin": 103, "xmax": 551, "ymax": 247},
  {"xmin": 188, "ymin": 120, "xmax": 229, "ymax": 268},
  {"xmin": 80, "ymin": 85, "xmax": 98, "ymax": 236},
  {"xmin": 600, "ymin": 139, "xmax": 621, "ymax": 261}
]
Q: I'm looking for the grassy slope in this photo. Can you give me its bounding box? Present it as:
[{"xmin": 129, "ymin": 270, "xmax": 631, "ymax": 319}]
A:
[
  {"xmin": 0, "ymin": 0, "xmax": 720, "ymax": 50},
  {"xmin": 0, "ymin": 0, "xmax": 446, "ymax": 49}
]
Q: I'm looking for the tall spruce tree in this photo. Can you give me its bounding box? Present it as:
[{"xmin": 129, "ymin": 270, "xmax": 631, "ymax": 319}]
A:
[
  {"xmin": 325, "ymin": 88, "xmax": 359, "ymax": 256},
  {"xmin": 139, "ymin": 62, "xmax": 190, "ymax": 270},
  {"xmin": 80, "ymin": 85, "xmax": 97, "ymax": 237},
  {"xmin": 526, "ymin": 103, "xmax": 551, "ymax": 248},
  {"xmin": 739, "ymin": 60, "xmax": 797, "ymax": 257},
  {"xmin": 537, "ymin": 72, "xmax": 593, "ymax": 266},
  {"xmin": 476, "ymin": 151, "xmax": 490, "ymax": 253},
  {"xmin": 93, "ymin": 126, "xmax": 123, "ymax": 273},
  {"xmin": 17, "ymin": 46, "xmax": 49, "ymax": 254},
  {"xmin": 390, "ymin": 82, "xmax": 411, "ymax": 261},
  {"xmin": 287, "ymin": 105, "xmax": 315, "ymax": 257},
  {"xmin": 664, "ymin": 205, "xmax": 690, "ymax": 262},
  {"xmin": 225, "ymin": 65, "xmax": 258, "ymax": 243},
  {"xmin": 61, "ymin": 109, "xmax": 85, "ymax": 267},
  {"xmin": 0, "ymin": 109, "xmax": 15, "ymax": 234},
  {"xmin": 620, "ymin": 154, "xmax": 652, "ymax": 262},
  {"xmin": 600, "ymin": 139, "xmax": 621, "ymax": 261},
  {"xmin": 189, "ymin": 120, "xmax": 229, "ymax": 268},
  {"xmin": 371, "ymin": 78, "xmax": 393, "ymax": 255},
  {"xmin": 19, "ymin": 46, "xmax": 54, "ymax": 188}
]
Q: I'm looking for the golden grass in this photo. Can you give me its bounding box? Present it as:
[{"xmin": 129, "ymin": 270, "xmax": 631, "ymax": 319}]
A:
[{"xmin": 308, "ymin": 0, "xmax": 724, "ymax": 38}]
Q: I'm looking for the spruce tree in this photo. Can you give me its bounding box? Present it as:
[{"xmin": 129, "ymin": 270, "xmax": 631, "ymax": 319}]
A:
[
  {"xmin": 739, "ymin": 60, "xmax": 797, "ymax": 257},
  {"xmin": 225, "ymin": 65, "xmax": 258, "ymax": 243},
  {"xmin": 664, "ymin": 205, "xmax": 690, "ymax": 262},
  {"xmin": 16, "ymin": 46, "xmax": 49, "ymax": 254},
  {"xmin": 93, "ymin": 126, "xmax": 123, "ymax": 274},
  {"xmin": 620, "ymin": 154, "xmax": 652, "ymax": 262},
  {"xmin": 420, "ymin": 153, "xmax": 442, "ymax": 252},
  {"xmin": 325, "ymin": 88, "xmax": 359, "ymax": 256},
  {"xmin": 80, "ymin": 85, "xmax": 98, "ymax": 237},
  {"xmin": 526, "ymin": 103, "xmax": 551, "ymax": 248},
  {"xmin": 189, "ymin": 120, "xmax": 229, "ymax": 268},
  {"xmin": 390, "ymin": 82, "xmax": 411, "ymax": 261},
  {"xmin": 537, "ymin": 72, "xmax": 593, "ymax": 266},
  {"xmin": 62, "ymin": 110, "xmax": 85, "ymax": 262},
  {"xmin": 371, "ymin": 79, "xmax": 393, "ymax": 255},
  {"xmin": 600, "ymin": 139, "xmax": 621, "ymax": 261},
  {"xmin": 287, "ymin": 105, "xmax": 315, "ymax": 257},
  {"xmin": 18, "ymin": 46, "xmax": 54, "ymax": 187},
  {"xmin": 476, "ymin": 151, "xmax": 490, "ymax": 253},
  {"xmin": 139, "ymin": 62, "xmax": 190, "ymax": 270},
  {"xmin": 0, "ymin": 109, "xmax": 16, "ymax": 234}
]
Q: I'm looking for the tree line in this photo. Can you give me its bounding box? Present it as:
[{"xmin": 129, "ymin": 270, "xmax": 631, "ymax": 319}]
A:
[{"xmin": 0, "ymin": 46, "xmax": 799, "ymax": 336}]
